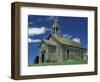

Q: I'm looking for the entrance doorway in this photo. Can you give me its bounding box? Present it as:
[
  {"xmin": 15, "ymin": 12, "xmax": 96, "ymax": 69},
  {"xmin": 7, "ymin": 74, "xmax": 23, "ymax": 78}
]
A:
[
  {"xmin": 42, "ymin": 54, "xmax": 45, "ymax": 63},
  {"xmin": 67, "ymin": 49, "xmax": 69, "ymax": 59}
]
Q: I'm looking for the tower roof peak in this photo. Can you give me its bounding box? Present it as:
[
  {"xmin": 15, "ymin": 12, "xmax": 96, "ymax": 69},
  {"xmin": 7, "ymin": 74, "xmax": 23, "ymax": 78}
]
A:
[
  {"xmin": 52, "ymin": 18, "xmax": 59, "ymax": 28},
  {"xmin": 54, "ymin": 18, "xmax": 58, "ymax": 22}
]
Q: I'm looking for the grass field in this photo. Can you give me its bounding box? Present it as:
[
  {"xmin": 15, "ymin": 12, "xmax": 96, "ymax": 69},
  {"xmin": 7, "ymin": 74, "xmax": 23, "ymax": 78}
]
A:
[{"xmin": 28, "ymin": 59, "xmax": 88, "ymax": 67}]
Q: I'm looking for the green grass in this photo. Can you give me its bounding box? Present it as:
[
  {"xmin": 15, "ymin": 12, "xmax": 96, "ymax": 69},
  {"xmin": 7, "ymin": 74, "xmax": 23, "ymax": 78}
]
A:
[{"xmin": 28, "ymin": 59, "xmax": 88, "ymax": 67}]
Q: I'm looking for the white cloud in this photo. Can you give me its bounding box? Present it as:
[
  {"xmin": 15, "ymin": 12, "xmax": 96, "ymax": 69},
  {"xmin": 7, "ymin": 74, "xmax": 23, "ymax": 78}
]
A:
[
  {"xmin": 45, "ymin": 16, "xmax": 55, "ymax": 21},
  {"xmin": 28, "ymin": 27, "xmax": 47, "ymax": 36},
  {"xmin": 37, "ymin": 16, "xmax": 55, "ymax": 22},
  {"xmin": 63, "ymin": 34, "xmax": 72, "ymax": 39},
  {"xmin": 29, "ymin": 21, "xmax": 33, "ymax": 25},
  {"xmin": 37, "ymin": 18, "xmax": 42, "ymax": 22},
  {"xmin": 63, "ymin": 34, "xmax": 68, "ymax": 37},
  {"xmin": 28, "ymin": 38, "xmax": 41, "ymax": 43},
  {"xmin": 46, "ymin": 28, "xmax": 51, "ymax": 31},
  {"xmin": 67, "ymin": 36, "xmax": 72, "ymax": 38},
  {"xmin": 72, "ymin": 38, "xmax": 80, "ymax": 43},
  {"xmin": 45, "ymin": 16, "xmax": 59, "ymax": 21},
  {"xmin": 63, "ymin": 34, "xmax": 80, "ymax": 43}
]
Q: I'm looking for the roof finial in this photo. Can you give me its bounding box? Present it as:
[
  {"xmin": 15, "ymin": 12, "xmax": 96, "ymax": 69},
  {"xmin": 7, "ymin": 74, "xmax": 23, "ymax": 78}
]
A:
[
  {"xmin": 53, "ymin": 18, "xmax": 59, "ymax": 27},
  {"xmin": 54, "ymin": 18, "xmax": 58, "ymax": 24}
]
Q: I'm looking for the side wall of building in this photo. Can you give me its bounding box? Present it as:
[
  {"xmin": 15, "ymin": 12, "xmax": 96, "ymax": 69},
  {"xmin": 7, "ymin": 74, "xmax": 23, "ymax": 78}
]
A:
[{"xmin": 39, "ymin": 36, "xmax": 87, "ymax": 63}]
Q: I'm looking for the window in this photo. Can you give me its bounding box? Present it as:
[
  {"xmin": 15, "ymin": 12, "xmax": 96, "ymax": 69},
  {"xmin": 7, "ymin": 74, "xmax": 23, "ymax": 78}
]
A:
[{"xmin": 48, "ymin": 45, "xmax": 56, "ymax": 53}]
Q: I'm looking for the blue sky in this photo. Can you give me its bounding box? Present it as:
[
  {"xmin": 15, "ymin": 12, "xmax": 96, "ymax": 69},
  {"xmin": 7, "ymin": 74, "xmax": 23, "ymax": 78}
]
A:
[{"xmin": 28, "ymin": 15, "xmax": 88, "ymax": 65}]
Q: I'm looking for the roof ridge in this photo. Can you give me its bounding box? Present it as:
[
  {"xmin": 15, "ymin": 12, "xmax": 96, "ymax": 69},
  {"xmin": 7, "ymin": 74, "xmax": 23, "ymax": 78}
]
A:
[{"xmin": 51, "ymin": 34, "xmax": 83, "ymax": 48}]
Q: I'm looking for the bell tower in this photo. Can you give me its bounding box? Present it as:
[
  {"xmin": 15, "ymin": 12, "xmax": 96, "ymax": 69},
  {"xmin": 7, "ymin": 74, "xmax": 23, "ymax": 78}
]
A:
[{"xmin": 51, "ymin": 19, "xmax": 61, "ymax": 36}]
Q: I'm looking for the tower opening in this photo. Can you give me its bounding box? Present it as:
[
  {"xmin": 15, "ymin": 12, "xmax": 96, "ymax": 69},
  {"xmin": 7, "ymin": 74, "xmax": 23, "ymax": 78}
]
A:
[{"xmin": 51, "ymin": 19, "xmax": 61, "ymax": 36}]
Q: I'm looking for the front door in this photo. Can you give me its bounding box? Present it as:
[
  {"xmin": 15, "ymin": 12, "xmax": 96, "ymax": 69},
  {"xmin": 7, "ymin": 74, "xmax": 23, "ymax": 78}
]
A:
[
  {"xmin": 42, "ymin": 54, "xmax": 45, "ymax": 63},
  {"xmin": 67, "ymin": 49, "xmax": 69, "ymax": 59}
]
